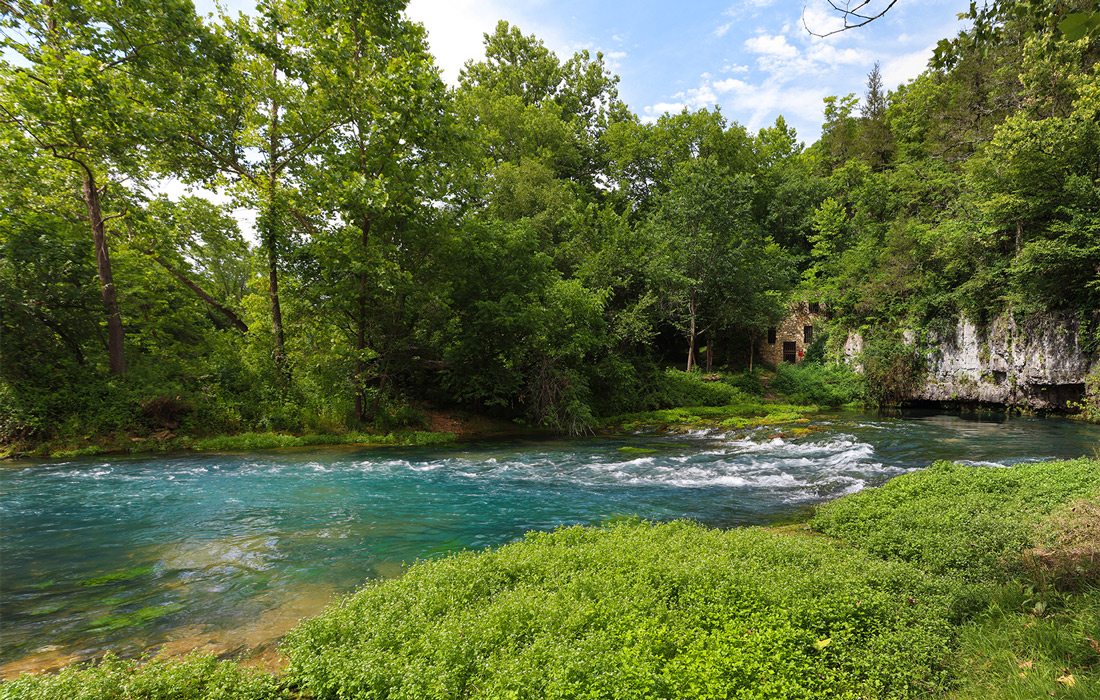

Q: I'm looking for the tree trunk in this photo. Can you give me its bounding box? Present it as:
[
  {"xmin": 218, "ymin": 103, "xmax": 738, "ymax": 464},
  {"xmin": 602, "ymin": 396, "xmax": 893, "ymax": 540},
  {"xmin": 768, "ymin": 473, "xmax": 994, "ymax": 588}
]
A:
[
  {"xmin": 264, "ymin": 216, "xmax": 287, "ymax": 373},
  {"xmin": 686, "ymin": 291, "xmax": 697, "ymax": 372},
  {"xmin": 147, "ymin": 252, "xmax": 248, "ymax": 333},
  {"xmin": 81, "ymin": 170, "xmax": 126, "ymax": 375},
  {"xmin": 266, "ymin": 86, "xmax": 288, "ymax": 378},
  {"xmin": 354, "ymin": 216, "xmax": 372, "ymax": 424},
  {"xmin": 706, "ymin": 331, "xmax": 714, "ymax": 372},
  {"xmin": 749, "ymin": 336, "xmax": 754, "ymax": 372}
]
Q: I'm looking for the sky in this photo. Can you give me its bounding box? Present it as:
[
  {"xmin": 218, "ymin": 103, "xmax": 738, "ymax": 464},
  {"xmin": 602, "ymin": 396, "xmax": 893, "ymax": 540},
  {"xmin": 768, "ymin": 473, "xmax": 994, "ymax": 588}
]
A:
[{"xmin": 195, "ymin": 0, "xmax": 974, "ymax": 144}]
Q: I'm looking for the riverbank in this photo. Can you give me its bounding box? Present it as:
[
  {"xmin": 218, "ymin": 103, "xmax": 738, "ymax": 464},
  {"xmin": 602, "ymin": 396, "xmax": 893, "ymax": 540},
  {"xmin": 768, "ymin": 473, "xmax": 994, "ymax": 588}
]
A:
[
  {"xmin": 0, "ymin": 409, "xmax": 539, "ymax": 461},
  {"xmin": 4, "ymin": 456, "xmax": 1098, "ymax": 698},
  {"xmin": 2, "ymin": 368, "xmax": 837, "ymax": 460}
]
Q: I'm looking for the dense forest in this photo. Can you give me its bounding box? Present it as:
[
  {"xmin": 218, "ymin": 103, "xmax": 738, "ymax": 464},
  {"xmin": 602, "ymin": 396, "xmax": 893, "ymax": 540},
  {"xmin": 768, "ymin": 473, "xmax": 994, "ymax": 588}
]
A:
[{"xmin": 2, "ymin": 0, "xmax": 1098, "ymax": 444}]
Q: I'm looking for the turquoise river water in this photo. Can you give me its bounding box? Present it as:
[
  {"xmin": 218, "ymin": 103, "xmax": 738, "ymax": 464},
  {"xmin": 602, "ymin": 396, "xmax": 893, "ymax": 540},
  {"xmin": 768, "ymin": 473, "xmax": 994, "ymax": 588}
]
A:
[{"xmin": 1, "ymin": 411, "xmax": 1097, "ymax": 675}]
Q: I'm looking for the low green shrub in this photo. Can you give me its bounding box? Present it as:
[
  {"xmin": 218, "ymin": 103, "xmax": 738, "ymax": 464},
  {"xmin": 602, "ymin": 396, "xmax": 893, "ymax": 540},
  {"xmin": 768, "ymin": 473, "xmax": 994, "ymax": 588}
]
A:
[
  {"xmin": 771, "ymin": 362, "xmax": 865, "ymax": 407},
  {"xmin": 859, "ymin": 338, "xmax": 925, "ymax": 407},
  {"xmin": 183, "ymin": 430, "xmax": 454, "ymax": 452},
  {"xmin": 646, "ymin": 369, "xmax": 746, "ymax": 409},
  {"xmin": 283, "ymin": 521, "xmax": 964, "ymax": 700},
  {"xmin": 724, "ymin": 370, "xmax": 766, "ymax": 397},
  {"xmin": 810, "ymin": 459, "xmax": 1100, "ymax": 581},
  {"xmin": 0, "ymin": 653, "xmax": 279, "ymax": 700},
  {"xmin": 1070, "ymin": 363, "xmax": 1100, "ymax": 423}
]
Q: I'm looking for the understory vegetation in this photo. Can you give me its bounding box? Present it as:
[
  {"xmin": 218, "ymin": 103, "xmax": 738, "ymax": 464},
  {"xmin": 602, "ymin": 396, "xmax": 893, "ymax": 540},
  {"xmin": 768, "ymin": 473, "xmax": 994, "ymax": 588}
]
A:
[
  {"xmin": 3, "ymin": 1, "xmax": 1099, "ymax": 450},
  {"xmin": 5, "ymin": 458, "xmax": 1099, "ymax": 699}
]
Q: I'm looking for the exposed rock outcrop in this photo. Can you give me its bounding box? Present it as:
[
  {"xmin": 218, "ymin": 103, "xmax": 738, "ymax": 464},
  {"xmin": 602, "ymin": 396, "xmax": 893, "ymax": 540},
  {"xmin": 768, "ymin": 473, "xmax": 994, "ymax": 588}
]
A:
[{"xmin": 845, "ymin": 314, "xmax": 1097, "ymax": 410}]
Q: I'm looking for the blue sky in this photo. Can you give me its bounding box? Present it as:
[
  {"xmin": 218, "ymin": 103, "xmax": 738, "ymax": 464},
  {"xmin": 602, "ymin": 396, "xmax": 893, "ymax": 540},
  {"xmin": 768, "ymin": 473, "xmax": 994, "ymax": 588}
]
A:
[{"xmin": 195, "ymin": 0, "xmax": 973, "ymax": 144}]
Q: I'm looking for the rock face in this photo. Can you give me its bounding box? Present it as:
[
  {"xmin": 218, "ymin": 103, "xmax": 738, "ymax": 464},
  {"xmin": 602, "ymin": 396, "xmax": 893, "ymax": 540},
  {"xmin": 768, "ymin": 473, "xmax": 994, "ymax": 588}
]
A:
[{"xmin": 845, "ymin": 314, "xmax": 1097, "ymax": 410}]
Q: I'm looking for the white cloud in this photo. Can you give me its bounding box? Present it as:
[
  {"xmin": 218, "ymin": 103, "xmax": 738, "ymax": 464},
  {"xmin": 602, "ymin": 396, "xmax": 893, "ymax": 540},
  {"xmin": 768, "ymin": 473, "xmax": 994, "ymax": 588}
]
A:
[
  {"xmin": 805, "ymin": 43, "xmax": 869, "ymax": 65},
  {"xmin": 880, "ymin": 46, "xmax": 935, "ymax": 88},
  {"xmin": 744, "ymin": 33, "xmax": 798, "ymax": 59},
  {"xmin": 714, "ymin": 22, "xmax": 732, "ymax": 38},
  {"xmin": 722, "ymin": 63, "xmax": 751, "ymax": 74},
  {"xmin": 799, "ymin": 2, "xmax": 849, "ymax": 37},
  {"xmin": 602, "ymin": 50, "xmax": 628, "ymax": 73},
  {"xmin": 742, "ymin": 21, "xmax": 871, "ymax": 79},
  {"xmin": 405, "ymin": 0, "xmax": 519, "ymax": 84},
  {"xmin": 643, "ymin": 72, "xmax": 827, "ymax": 139},
  {"xmin": 713, "ymin": 77, "xmax": 747, "ymax": 92}
]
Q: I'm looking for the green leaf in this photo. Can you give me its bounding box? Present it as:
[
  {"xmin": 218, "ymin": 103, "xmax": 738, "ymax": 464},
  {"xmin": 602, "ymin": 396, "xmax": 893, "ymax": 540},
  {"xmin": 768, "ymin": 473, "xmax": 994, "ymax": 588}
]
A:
[{"xmin": 1059, "ymin": 13, "xmax": 1100, "ymax": 41}]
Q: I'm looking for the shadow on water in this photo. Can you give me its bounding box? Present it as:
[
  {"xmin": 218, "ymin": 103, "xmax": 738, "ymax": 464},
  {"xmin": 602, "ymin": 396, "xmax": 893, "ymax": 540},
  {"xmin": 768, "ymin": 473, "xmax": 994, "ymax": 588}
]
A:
[{"xmin": 1, "ymin": 411, "xmax": 1097, "ymax": 677}]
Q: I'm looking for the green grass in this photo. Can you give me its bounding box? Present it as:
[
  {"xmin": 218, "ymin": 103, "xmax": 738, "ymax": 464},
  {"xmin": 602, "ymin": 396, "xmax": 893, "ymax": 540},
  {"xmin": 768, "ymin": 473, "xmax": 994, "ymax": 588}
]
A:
[
  {"xmin": 178, "ymin": 430, "xmax": 455, "ymax": 452},
  {"xmin": 5, "ymin": 458, "xmax": 1100, "ymax": 699},
  {"xmin": 810, "ymin": 458, "xmax": 1100, "ymax": 699},
  {"xmin": 949, "ymin": 584, "xmax": 1100, "ymax": 699}
]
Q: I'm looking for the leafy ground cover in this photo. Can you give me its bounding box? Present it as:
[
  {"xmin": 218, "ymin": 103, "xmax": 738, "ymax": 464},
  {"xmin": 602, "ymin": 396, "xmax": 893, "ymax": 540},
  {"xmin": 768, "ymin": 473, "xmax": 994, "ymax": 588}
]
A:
[
  {"xmin": 603, "ymin": 401, "xmax": 819, "ymax": 434},
  {"xmin": 4, "ymin": 459, "xmax": 1099, "ymax": 699},
  {"xmin": 810, "ymin": 458, "xmax": 1100, "ymax": 699}
]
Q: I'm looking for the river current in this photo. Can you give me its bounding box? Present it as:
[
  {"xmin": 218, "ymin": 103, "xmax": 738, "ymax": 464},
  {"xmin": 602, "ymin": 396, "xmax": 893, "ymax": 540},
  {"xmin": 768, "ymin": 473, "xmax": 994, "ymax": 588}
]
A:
[{"xmin": 1, "ymin": 411, "xmax": 1097, "ymax": 675}]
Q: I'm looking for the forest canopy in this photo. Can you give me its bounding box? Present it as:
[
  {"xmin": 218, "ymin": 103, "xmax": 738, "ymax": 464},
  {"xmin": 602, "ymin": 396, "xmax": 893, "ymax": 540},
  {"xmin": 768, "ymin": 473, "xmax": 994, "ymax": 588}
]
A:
[{"xmin": 1, "ymin": 0, "xmax": 1098, "ymax": 442}]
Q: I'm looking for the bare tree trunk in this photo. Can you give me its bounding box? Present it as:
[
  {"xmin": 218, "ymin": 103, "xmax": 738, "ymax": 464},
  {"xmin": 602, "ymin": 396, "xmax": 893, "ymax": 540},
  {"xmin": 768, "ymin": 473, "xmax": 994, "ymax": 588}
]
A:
[
  {"xmin": 81, "ymin": 169, "xmax": 126, "ymax": 375},
  {"xmin": 706, "ymin": 331, "xmax": 714, "ymax": 372},
  {"xmin": 749, "ymin": 336, "xmax": 754, "ymax": 372},
  {"xmin": 354, "ymin": 216, "xmax": 372, "ymax": 424}
]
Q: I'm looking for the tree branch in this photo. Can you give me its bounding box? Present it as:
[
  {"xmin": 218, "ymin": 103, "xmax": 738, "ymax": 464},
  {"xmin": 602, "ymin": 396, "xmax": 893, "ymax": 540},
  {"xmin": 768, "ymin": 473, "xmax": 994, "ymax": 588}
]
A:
[{"xmin": 803, "ymin": 0, "xmax": 899, "ymax": 38}]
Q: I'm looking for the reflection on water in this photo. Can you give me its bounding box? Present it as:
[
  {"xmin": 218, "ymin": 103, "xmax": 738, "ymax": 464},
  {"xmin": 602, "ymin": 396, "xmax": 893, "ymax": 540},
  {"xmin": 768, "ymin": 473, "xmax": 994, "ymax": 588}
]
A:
[{"xmin": 1, "ymin": 411, "xmax": 1097, "ymax": 676}]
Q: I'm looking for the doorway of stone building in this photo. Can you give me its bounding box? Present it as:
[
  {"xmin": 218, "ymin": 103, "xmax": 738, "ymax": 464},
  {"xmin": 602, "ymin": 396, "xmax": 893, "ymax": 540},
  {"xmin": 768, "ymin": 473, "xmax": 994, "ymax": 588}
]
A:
[{"xmin": 782, "ymin": 341, "xmax": 797, "ymax": 363}]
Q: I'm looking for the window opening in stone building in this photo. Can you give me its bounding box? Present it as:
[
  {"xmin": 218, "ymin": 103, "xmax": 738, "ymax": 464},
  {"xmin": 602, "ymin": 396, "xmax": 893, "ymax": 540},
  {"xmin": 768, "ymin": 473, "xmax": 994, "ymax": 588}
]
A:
[
  {"xmin": 804, "ymin": 325, "xmax": 813, "ymax": 343},
  {"xmin": 768, "ymin": 327, "xmax": 776, "ymax": 344},
  {"xmin": 783, "ymin": 341, "xmax": 796, "ymax": 363}
]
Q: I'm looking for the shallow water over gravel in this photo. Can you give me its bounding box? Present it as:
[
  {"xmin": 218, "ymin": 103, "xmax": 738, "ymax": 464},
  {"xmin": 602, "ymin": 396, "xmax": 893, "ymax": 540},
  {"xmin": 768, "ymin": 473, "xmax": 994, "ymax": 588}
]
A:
[{"xmin": 1, "ymin": 410, "xmax": 1097, "ymax": 673}]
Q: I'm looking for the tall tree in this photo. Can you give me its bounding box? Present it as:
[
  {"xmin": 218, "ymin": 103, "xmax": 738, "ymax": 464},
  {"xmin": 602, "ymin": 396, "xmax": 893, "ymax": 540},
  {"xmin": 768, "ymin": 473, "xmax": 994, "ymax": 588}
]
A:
[
  {"xmin": 1, "ymin": 0, "xmax": 205, "ymax": 374},
  {"xmin": 164, "ymin": 0, "xmax": 332, "ymax": 379},
  {"xmin": 860, "ymin": 62, "xmax": 893, "ymax": 169},
  {"xmin": 647, "ymin": 157, "xmax": 791, "ymax": 371},
  {"xmin": 296, "ymin": 0, "xmax": 451, "ymax": 422}
]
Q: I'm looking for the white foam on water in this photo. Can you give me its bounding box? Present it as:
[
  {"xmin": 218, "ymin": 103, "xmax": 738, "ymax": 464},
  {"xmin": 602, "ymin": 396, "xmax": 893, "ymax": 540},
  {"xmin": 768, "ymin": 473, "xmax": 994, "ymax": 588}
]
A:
[{"xmin": 956, "ymin": 459, "xmax": 1009, "ymax": 468}]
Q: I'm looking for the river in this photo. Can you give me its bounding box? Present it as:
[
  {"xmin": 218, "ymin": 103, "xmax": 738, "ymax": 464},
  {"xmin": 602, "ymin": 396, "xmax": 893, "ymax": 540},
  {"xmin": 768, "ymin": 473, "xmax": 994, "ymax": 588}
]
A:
[{"xmin": 1, "ymin": 410, "xmax": 1097, "ymax": 676}]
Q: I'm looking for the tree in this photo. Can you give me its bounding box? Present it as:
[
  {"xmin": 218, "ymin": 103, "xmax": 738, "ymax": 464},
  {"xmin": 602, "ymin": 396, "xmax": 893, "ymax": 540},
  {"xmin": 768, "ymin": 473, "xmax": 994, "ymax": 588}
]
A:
[
  {"xmin": 860, "ymin": 62, "xmax": 894, "ymax": 168},
  {"xmin": 1, "ymin": 0, "xmax": 206, "ymax": 374},
  {"xmin": 818, "ymin": 94, "xmax": 860, "ymax": 169},
  {"xmin": 164, "ymin": 0, "xmax": 333, "ymax": 379},
  {"xmin": 647, "ymin": 157, "xmax": 792, "ymax": 371},
  {"xmin": 296, "ymin": 0, "xmax": 451, "ymax": 422},
  {"xmin": 126, "ymin": 197, "xmax": 251, "ymax": 333}
]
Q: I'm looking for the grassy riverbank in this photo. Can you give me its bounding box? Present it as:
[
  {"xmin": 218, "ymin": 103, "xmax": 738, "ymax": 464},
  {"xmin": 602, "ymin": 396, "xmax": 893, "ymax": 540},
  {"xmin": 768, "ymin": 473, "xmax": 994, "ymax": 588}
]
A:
[
  {"xmin": 5, "ymin": 457, "xmax": 1098, "ymax": 699},
  {"xmin": 2, "ymin": 366, "xmax": 859, "ymax": 460}
]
